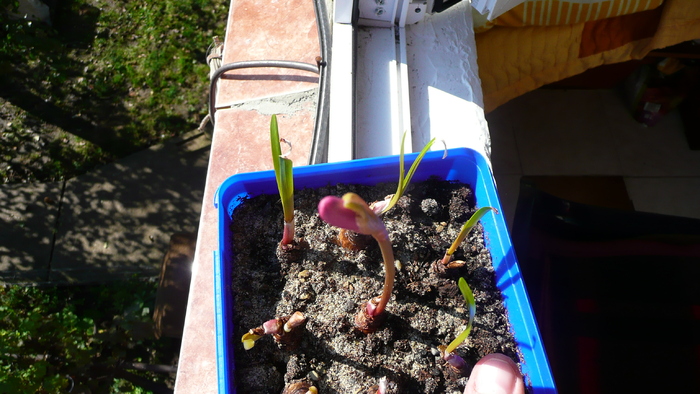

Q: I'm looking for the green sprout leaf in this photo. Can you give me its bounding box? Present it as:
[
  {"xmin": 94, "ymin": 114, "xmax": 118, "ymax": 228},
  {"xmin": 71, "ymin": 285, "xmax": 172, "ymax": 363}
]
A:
[
  {"xmin": 270, "ymin": 115, "xmax": 294, "ymax": 221},
  {"xmin": 445, "ymin": 277, "xmax": 476, "ymax": 354},
  {"xmin": 241, "ymin": 331, "xmax": 262, "ymax": 350},
  {"xmin": 380, "ymin": 132, "xmax": 437, "ymax": 215},
  {"xmin": 270, "ymin": 115, "xmax": 295, "ymax": 244},
  {"xmin": 443, "ymin": 206, "xmax": 497, "ymax": 263}
]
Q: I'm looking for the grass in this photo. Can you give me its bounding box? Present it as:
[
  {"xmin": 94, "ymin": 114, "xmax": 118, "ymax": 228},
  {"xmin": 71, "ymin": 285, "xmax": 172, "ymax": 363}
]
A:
[
  {"xmin": 0, "ymin": 278, "xmax": 178, "ymax": 393},
  {"xmin": 0, "ymin": 0, "xmax": 228, "ymax": 183}
]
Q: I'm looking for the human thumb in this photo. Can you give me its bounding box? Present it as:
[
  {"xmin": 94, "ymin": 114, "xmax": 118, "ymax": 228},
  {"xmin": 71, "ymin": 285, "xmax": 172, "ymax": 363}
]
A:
[{"xmin": 464, "ymin": 353, "xmax": 525, "ymax": 394}]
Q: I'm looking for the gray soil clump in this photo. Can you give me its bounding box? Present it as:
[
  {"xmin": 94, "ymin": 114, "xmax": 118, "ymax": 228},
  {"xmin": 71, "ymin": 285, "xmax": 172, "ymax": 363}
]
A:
[{"xmin": 229, "ymin": 178, "xmax": 522, "ymax": 394}]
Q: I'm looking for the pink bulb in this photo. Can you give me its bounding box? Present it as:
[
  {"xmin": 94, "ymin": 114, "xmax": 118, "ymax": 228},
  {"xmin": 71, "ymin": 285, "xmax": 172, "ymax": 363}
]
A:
[
  {"xmin": 318, "ymin": 196, "xmax": 360, "ymax": 232},
  {"xmin": 444, "ymin": 352, "xmax": 468, "ymax": 371},
  {"xmin": 365, "ymin": 299, "xmax": 378, "ymax": 316},
  {"xmin": 263, "ymin": 319, "xmax": 281, "ymax": 335}
]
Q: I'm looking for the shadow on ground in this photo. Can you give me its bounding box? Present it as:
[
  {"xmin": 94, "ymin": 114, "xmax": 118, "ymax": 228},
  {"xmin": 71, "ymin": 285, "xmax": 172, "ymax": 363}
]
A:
[{"xmin": 0, "ymin": 131, "xmax": 211, "ymax": 284}]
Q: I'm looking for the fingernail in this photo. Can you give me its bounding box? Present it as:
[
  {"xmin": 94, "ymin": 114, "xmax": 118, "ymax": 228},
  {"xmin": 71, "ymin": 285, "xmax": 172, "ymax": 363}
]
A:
[{"xmin": 473, "ymin": 357, "xmax": 519, "ymax": 394}]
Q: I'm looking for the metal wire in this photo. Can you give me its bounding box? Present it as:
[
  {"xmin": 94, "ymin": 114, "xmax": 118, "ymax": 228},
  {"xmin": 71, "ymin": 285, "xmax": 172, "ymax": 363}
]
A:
[
  {"xmin": 208, "ymin": 60, "xmax": 320, "ymax": 128},
  {"xmin": 309, "ymin": 0, "xmax": 331, "ymax": 164},
  {"xmin": 205, "ymin": 2, "xmax": 331, "ymax": 162}
]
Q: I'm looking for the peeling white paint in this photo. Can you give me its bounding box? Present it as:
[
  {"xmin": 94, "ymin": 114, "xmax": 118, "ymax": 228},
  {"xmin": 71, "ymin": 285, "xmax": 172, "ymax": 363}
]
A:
[{"xmin": 406, "ymin": 1, "xmax": 491, "ymax": 162}]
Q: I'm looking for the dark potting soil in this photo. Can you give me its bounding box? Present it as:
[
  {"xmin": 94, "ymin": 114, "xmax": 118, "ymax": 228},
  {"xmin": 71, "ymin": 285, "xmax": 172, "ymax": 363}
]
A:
[{"xmin": 229, "ymin": 179, "xmax": 522, "ymax": 394}]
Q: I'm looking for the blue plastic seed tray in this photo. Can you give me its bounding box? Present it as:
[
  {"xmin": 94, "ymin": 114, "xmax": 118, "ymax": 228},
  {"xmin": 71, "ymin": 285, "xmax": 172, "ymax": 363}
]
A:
[{"xmin": 213, "ymin": 148, "xmax": 556, "ymax": 393}]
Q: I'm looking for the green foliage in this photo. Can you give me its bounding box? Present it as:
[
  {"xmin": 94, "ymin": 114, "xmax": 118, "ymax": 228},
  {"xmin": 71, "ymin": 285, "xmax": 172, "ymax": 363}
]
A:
[
  {"xmin": 0, "ymin": 287, "xmax": 74, "ymax": 392},
  {"xmin": 0, "ymin": 0, "xmax": 19, "ymax": 12},
  {"xmin": 444, "ymin": 206, "xmax": 497, "ymax": 259},
  {"xmin": 270, "ymin": 115, "xmax": 294, "ymax": 223},
  {"xmin": 0, "ymin": 278, "xmax": 172, "ymax": 393},
  {"xmin": 381, "ymin": 132, "xmax": 437, "ymax": 214},
  {"xmin": 445, "ymin": 277, "xmax": 476, "ymax": 354},
  {"xmin": 0, "ymin": 0, "xmax": 228, "ymax": 183}
]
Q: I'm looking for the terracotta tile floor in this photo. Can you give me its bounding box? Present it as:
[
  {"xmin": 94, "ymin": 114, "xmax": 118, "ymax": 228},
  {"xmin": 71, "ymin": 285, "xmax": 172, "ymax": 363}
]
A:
[
  {"xmin": 215, "ymin": 0, "xmax": 320, "ymax": 107},
  {"xmin": 174, "ymin": 1, "xmax": 320, "ymax": 392}
]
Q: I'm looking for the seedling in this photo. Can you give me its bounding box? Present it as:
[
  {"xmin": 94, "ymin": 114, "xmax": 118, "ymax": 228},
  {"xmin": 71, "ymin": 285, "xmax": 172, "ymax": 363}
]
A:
[
  {"xmin": 441, "ymin": 207, "xmax": 497, "ymax": 266},
  {"xmin": 337, "ymin": 134, "xmax": 438, "ymax": 252},
  {"xmin": 241, "ymin": 311, "xmax": 306, "ymax": 350},
  {"xmin": 371, "ymin": 132, "xmax": 437, "ymax": 215},
  {"xmin": 270, "ymin": 114, "xmax": 295, "ymax": 245},
  {"xmin": 438, "ymin": 277, "xmax": 475, "ymax": 375},
  {"xmin": 318, "ymin": 193, "xmax": 395, "ymax": 333}
]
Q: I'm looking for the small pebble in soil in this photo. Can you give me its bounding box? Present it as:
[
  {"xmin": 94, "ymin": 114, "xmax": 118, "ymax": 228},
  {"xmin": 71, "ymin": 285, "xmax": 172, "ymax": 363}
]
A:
[
  {"xmin": 421, "ymin": 198, "xmax": 441, "ymax": 217},
  {"xmin": 343, "ymin": 300, "xmax": 355, "ymax": 313},
  {"xmin": 435, "ymin": 222, "xmax": 447, "ymax": 233},
  {"xmin": 298, "ymin": 291, "xmax": 314, "ymax": 300},
  {"xmin": 297, "ymin": 270, "xmax": 311, "ymax": 280}
]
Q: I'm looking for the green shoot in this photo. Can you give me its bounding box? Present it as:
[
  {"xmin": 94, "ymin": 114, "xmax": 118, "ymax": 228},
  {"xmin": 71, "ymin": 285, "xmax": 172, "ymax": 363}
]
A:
[
  {"xmin": 270, "ymin": 115, "xmax": 295, "ymax": 245},
  {"xmin": 441, "ymin": 207, "xmax": 497, "ymax": 265},
  {"xmin": 445, "ymin": 277, "xmax": 476, "ymax": 354},
  {"xmin": 378, "ymin": 132, "xmax": 437, "ymax": 215}
]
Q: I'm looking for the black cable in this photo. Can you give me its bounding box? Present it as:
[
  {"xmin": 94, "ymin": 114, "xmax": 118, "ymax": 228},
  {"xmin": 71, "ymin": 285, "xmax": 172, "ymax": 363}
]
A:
[
  {"xmin": 309, "ymin": 0, "xmax": 331, "ymax": 165},
  {"xmin": 208, "ymin": 60, "xmax": 320, "ymax": 127}
]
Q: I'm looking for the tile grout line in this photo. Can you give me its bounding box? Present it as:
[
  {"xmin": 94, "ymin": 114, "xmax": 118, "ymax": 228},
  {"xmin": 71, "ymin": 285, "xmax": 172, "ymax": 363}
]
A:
[{"xmin": 46, "ymin": 178, "xmax": 66, "ymax": 282}]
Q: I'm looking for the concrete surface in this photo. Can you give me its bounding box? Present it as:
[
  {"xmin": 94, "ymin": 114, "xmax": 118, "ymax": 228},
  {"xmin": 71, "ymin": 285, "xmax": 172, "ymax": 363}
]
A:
[
  {"xmin": 0, "ymin": 182, "xmax": 62, "ymax": 282},
  {"xmin": 0, "ymin": 130, "xmax": 211, "ymax": 284}
]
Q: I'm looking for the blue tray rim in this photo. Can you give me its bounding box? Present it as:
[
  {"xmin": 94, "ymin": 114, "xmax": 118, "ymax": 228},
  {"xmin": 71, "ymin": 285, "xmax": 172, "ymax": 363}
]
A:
[{"xmin": 213, "ymin": 147, "xmax": 556, "ymax": 393}]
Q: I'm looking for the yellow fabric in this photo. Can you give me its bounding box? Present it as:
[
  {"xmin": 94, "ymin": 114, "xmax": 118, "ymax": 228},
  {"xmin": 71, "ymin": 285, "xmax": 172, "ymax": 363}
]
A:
[
  {"xmin": 495, "ymin": 0, "xmax": 664, "ymax": 27},
  {"xmin": 472, "ymin": 7, "xmax": 496, "ymax": 33},
  {"xmin": 476, "ymin": 0, "xmax": 700, "ymax": 112}
]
